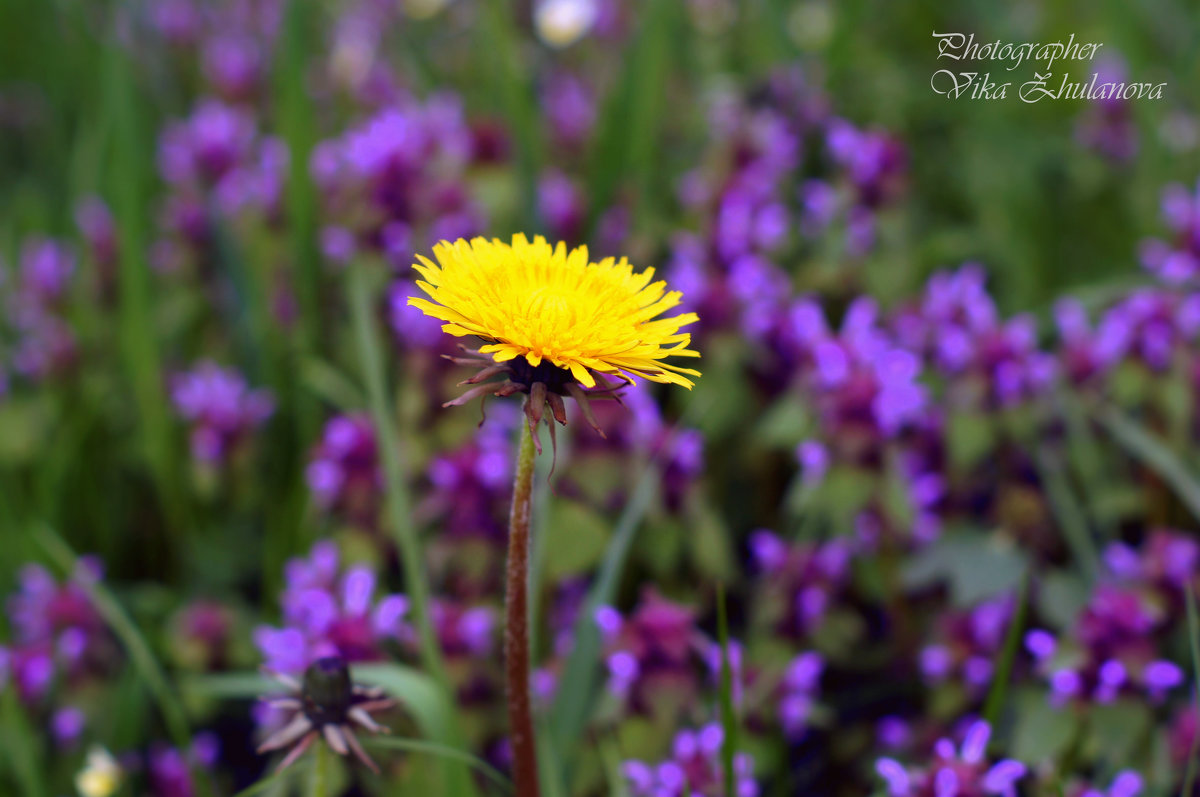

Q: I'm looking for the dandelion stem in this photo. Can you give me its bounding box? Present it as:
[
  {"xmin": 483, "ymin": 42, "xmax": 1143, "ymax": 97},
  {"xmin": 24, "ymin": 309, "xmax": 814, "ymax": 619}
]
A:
[{"xmin": 505, "ymin": 417, "xmax": 541, "ymax": 797}]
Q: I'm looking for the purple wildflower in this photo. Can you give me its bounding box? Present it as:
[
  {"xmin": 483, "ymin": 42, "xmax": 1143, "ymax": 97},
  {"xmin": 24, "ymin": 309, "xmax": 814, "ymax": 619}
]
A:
[
  {"xmin": 542, "ymin": 71, "xmax": 596, "ymax": 149},
  {"xmin": 595, "ymin": 590, "xmax": 709, "ymax": 715},
  {"xmin": 778, "ymin": 651, "xmax": 823, "ymax": 739},
  {"xmin": 875, "ymin": 720, "xmax": 1025, "ymax": 797},
  {"xmin": 170, "ymin": 361, "xmax": 274, "ymax": 464},
  {"xmin": 919, "ymin": 594, "xmax": 1014, "ymax": 694},
  {"xmin": 254, "ymin": 541, "xmax": 412, "ymax": 676},
  {"xmin": 623, "ymin": 723, "xmax": 759, "ymax": 797},
  {"xmin": 4, "ymin": 558, "xmax": 106, "ymax": 703},
  {"xmin": 311, "ymin": 96, "xmax": 483, "ymax": 258}
]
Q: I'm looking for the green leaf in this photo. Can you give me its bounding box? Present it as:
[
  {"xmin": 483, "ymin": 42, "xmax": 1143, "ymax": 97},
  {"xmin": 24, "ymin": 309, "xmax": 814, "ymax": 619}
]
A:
[
  {"xmin": 1089, "ymin": 700, "xmax": 1154, "ymax": 764},
  {"xmin": 1097, "ymin": 404, "xmax": 1200, "ymax": 522},
  {"xmin": 543, "ymin": 500, "xmax": 611, "ymax": 580},
  {"xmin": 354, "ymin": 663, "xmax": 481, "ymax": 796},
  {"xmin": 716, "ymin": 584, "xmax": 740, "ymax": 797},
  {"xmin": 345, "ymin": 664, "xmax": 456, "ymax": 751},
  {"xmin": 902, "ymin": 531, "xmax": 1027, "ymax": 606},
  {"xmin": 364, "ymin": 737, "xmax": 514, "ymax": 795},
  {"xmin": 1036, "ymin": 570, "xmax": 1090, "ymax": 630},
  {"xmin": 751, "ymin": 399, "xmax": 811, "ymax": 449},
  {"xmin": 689, "ymin": 500, "xmax": 735, "ymax": 581},
  {"xmin": 1010, "ymin": 688, "xmax": 1077, "ymax": 764},
  {"xmin": 819, "ymin": 467, "xmax": 877, "ymax": 531},
  {"xmin": 0, "ymin": 398, "xmax": 50, "ymax": 464},
  {"xmin": 946, "ymin": 410, "xmax": 997, "ymax": 471}
]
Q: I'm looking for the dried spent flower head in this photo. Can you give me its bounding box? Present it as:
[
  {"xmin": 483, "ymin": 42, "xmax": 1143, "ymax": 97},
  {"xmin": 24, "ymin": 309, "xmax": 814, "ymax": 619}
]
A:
[
  {"xmin": 257, "ymin": 656, "xmax": 396, "ymax": 774},
  {"xmin": 408, "ymin": 234, "xmax": 700, "ymax": 446}
]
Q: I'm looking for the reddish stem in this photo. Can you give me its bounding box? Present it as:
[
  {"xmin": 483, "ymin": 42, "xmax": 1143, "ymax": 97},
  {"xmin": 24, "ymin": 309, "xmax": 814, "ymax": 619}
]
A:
[{"xmin": 505, "ymin": 417, "xmax": 540, "ymax": 797}]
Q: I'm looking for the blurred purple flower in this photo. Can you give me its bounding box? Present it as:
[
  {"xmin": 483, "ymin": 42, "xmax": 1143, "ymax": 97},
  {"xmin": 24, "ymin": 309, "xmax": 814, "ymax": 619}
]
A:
[
  {"xmin": 254, "ymin": 542, "xmax": 411, "ymax": 675},
  {"xmin": 876, "ymin": 720, "xmax": 1025, "ymax": 797},
  {"xmin": 624, "ymin": 723, "xmax": 758, "ymax": 797},
  {"xmin": 170, "ymin": 361, "xmax": 273, "ymax": 464}
]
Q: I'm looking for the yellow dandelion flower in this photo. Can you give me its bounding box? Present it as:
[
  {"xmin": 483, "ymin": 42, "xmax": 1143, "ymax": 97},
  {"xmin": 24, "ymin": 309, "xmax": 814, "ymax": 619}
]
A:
[
  {"xmin": 408, "ymin": 234, "xmax": 701, "ymax": 443},
  {"xmin": 410, "ymin": 234, "xmax": 700, "ymax": 387}
]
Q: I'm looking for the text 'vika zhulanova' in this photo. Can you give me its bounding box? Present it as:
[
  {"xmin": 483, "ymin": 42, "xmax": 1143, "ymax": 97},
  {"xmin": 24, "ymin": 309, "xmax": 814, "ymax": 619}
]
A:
[{"xmin": 930, "ymin": 32, "xmax": 1166, "ymax": 102}]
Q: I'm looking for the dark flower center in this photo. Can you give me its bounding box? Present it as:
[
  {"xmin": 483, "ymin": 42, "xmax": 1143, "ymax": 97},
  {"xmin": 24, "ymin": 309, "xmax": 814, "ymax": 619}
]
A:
[
  {"xmin": 302, "ymin": 656, "xmax": 353, "ymax": 726},
  {"xmin": 508, "ymin": 358, "xmax": 578, "ymax": 395}
]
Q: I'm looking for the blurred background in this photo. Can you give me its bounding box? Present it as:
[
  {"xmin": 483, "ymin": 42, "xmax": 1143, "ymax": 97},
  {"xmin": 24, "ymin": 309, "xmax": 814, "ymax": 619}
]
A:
[{"xmin": 0, "ymin": 0, "xmax": 1198, "ymax": 795}]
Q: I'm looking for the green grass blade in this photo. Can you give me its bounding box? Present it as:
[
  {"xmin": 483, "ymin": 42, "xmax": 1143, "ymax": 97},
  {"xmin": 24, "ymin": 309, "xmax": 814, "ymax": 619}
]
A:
[
  {"xmin": 585, "ymin": 0, "xmax": 676, "ymax": 236},
  {"xmin": 301, "ymin": 357, "xmax": 366, "ymax": 412},
  {"xmin": 347, "ymin": 263, "xmax": 455, "ymax": 693},
  {"xmin": 479, "ymin": 0, "xmax": 541, "ymax": 229},
  {"xmin": 102, "ymin": 37, "xmax": 185, "ymax": 534},
  {"xmin": 547, "ymin": 461, "xmax": 660, "ymax": 782},
  {"xmin": 364, "ymin": 737, "xmax": 515, "ymax": 795},
  {"xmin": 716, "ymin": 583, "xmax": 739, "ymax": 797},
  {"xmin": 1061, "ymin": 396, "xmax": 1117, "ymax": 541},
  {"xmin": 1182, "ymin": 584, "xmax": 1200, "ymax": 797},
  {"xmin": 35, "ymin": 525, "xmax": 192, "ymax": 751},
  {"xmin": 184, "ymin": 672, "xmax": 276, "ymax": 700},
  {"xmin": 1096, "ymin": 405, "xmax": 1200, "ymax": 522},
  {"xmin": 275, "ymin": 0, "xmax": 322, "ymax": 440},
  {"xmin": 535, "ymin": 715, "xmax": 567, "ymax": 797},
  {"xmin": 0, "ymin": 688, "xmax": 46, "ymax": 797},
  {"xmin": 207, "ymin": 214, "xmax": 268, "ymax": 378},
  {"xmin": 623, "ymin": 0, "xmax": 676, "ymax": 232},
  {"xmin": 346, "ymin": 263, "xmax": 443, "ymax": 681},
  {"xmin": 1033, "ymin": 447, "xmax": 1099, "ymax": 583},
  {"xmin": 345, "ymin": 263, "xmax": 475, "ymax": 795},
  {"xmin": 599, "ymin": 733, "xmax": 632, "ymax": 797},
  {"xmin": 546, "ymin": 394, "xmax": 712, "ymax": 788},
  {"xmin": 982, "ymin": 569, "xmax": 1030, "ymax": 727}
]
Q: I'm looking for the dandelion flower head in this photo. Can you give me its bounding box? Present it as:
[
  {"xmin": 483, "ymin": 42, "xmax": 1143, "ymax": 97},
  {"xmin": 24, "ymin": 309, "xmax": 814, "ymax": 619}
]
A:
[{"xmin": 408, "ymin": 234, "xmax": 701, "ymax": 390}]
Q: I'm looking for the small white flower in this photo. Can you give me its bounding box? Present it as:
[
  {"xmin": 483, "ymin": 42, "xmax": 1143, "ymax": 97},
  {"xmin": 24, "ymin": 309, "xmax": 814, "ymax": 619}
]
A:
[
  {"xmin": 535, "ymin": 0, "xmax": 598, "ymax": 48},
  {"xmin": 75, "ymin": 746, "xmax": 122, "ymax": 797}
]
